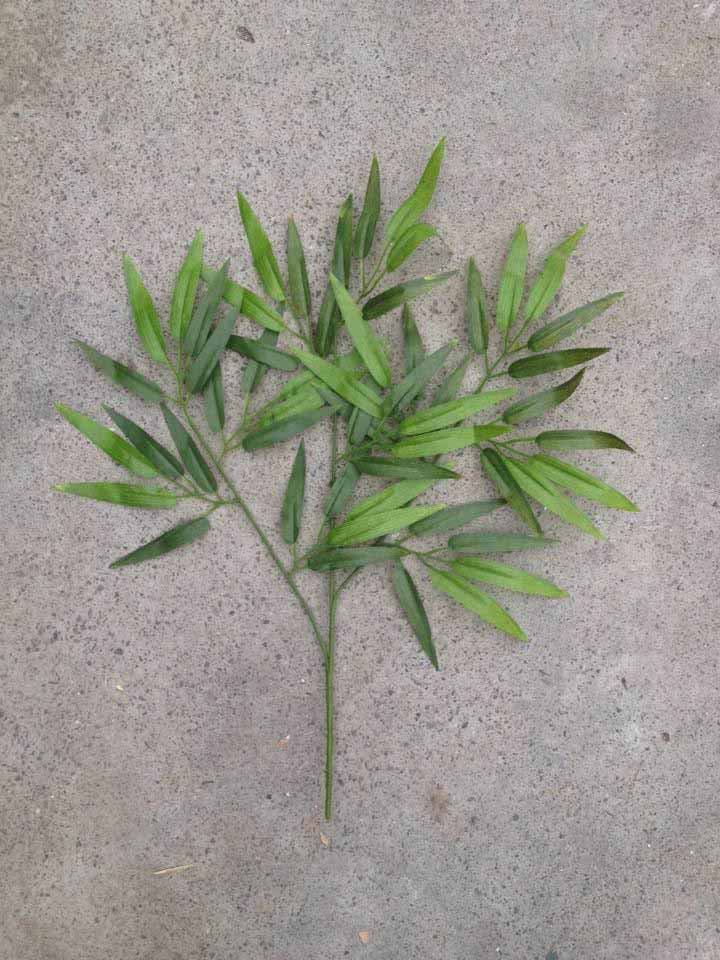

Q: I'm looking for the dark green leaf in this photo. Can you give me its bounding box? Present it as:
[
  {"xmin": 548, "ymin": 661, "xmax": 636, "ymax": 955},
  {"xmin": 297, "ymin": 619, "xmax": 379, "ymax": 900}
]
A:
[
  {"xmin": 160, "ymin": 403, "xmax": 217, "ymax": 493},
  {"xmin": 330, "ymin": 274, "xmax": 391, "ymax": 388},
  {"xmin": 398, "ymin": 389, "xmax": 516, "ymax": 435},
  {"xmin": 281, "ymin": 441, "xmax": 306, "ymax": 544},
  {"xmin": 363, "ymin": 272, "xmax": 455, "ymax": 321},
  {"xmin": 467, "ymin": 258, "xmax": 488, "ymax": 353},
  {"xmin": 309, "ymin": 545, "xmax": 408, "ymax": 572},
  {"xmin": 386, "ymin": 139, "xmax": 445, "ymax": 241},
  {"xmin": 429, "ymin": 567, "xmax": 527, "ymax": 641},
  {"xmin": 387, "ymin": 223, "xmax": 438, "ymax": 272},
  {"xmin": 402, "ymin": 304, "xmax": 425, "ymax": 375},
  {"xmin": 432, "ymin": 357, "xmax": 470, "ymax": 405},
  {"xmin": 293, "ymin": 351, "xmax": 384, "ymax": 417},
  {"xmin": 55, "ymin": 482, "xmax": 177, "ymax": 509},
  {"xmin": 348, "ymin": 406, "xmax": 374, "ymax": 445},
  {"xmin": 185, "ymin": 260, "xmax": 230, "ymax": 356},
  {"xmin": 170, "ymin": 230, "xmax": 204, "ymax": 340},
  {"xmin": 328, "ymin": 505, "xmax": 443, "ymax": 546},
  {"xmin": 508, "ymin": 348, "xmax": 608, "ymax": 379},
  {"xmin": 242, "ymin": 406, "xmax": 335, "ymax": 451},
  {"xmin": 286, "ymin": 218, "xmax": 311, "ymax": 320},
  {"xmin": 496, "ymin": 224, "xmax": 528, "ymax": 333},
  {"xmin": 237, "ymin": 192, "xmax": 285, "ymax": 302},
  {"xmin": 502, "ymin": 369, "xmax": 585, "ymax": 424},
  {"xmin": 227, "ymin": 335, "xmax": 298, "ymax": 371},
  {"xmin": 392, "ymin": 562, "xmax": 437, "ymax": 669},
  {"xmin": 452, "ymin": 557, "xmax": 567, "ymax": 598},
  {"xmin": 527, "ymin": 293, "xmax": 624, "ymax": 351},
  {"xmin": 75, "ymin": 341, "xmax": 164, "ymax": 403},
  {"xmin": 345, "ymin": 478, "xmax": 436, "ymax": 523},
  {"xmin": 386, "ymin": 342, "xmax": 455, "ymax": 414},
  {"xmin": 535, "ymin": 429, "xmax": 634, "ymax": 452},
  {"xmin": 354, "ymin": 155, "xmax": 380, "ymax": 259},
  {"xmin": 407, "ymin": 499, "xmax": 505, "ymax": 536},
  {"xmin": 503, "ymin": 457, "xmax": 604, "ymax": 539},
  {"xmin": 351, "ymin": 458, "xmax": 459, "ymax": 480},
  {"xmin": 531, "ymin": 454, "xmax": 639, "ymax": 511},
  {"xmin": 242, "ymin": 330, "xmax": 279, "ymax": 394},
  {"xmin": 110, "ymin": 516, "xmax": 210, "ymax": 568},
  {"xmin": 480, "ymin": 448, "xmax": 540, "ymax": 533},
  {"xmin": 186, "ymin": 310, "xmax": 238, "ymax": 394},
  {"xmin": 199, "ymin": 264, "xmax": 285, "ymax": 333},
  {"xmin": 56, "ymin": 403, "xmax": 158, "ymax": 478},
  {"xmin": 324, "ymin": 463, "xmax": 361, "ymax": 517},
  {"xmin": 449, "ymin": 531, "xmax": 558, "ymax": 552},
  {"xmin": 204, "ymin": 362, "xmax": 225, "ymax": 433},
  {"xmin": 104, "ymin": 406, "xmax": 184, "ymax": 479},
  {"xmin": 316, "ymin": 195, "xmax": 353, "ymax": 356},
  {"xmin": 524, "ymin": 226, "xmax": 585, "ymax": 324},
  {"xmin": 122, "ymin": 256, "xmax": 167, "ymax": 364},
  {"xmin": 392, "ymin": 424, "xmax": 509, "ymax": 459}
]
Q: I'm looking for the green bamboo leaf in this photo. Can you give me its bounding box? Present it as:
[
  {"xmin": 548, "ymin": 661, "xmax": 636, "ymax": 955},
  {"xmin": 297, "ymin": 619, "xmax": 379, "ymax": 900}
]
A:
[
  {"xmin": 309, "ymin": 545, "xmax": 408, "ymax": 572},
  {"xmin": 467, "ymin": 258, "xmax": 488, "ymax": 354},
  {"xmin": 325, "ymin": 463, "xmax": 361, "ymax": 517},
  {"xmin": 392, "ymin": 562, "xmax": 437, "ymax": 669},
  {"xmin": 110, "ymin": 516, "xmax": 210, "ymax": 568},
  {"xmin": 503, "ymin": 457, "xmax": 604, "ymax": 539},
  {"xmin": 496, "ymin": 224, "xmax": 528, "ymax": 333},
  {"xmin": 363, "ymin": 272, "xmax": 456, "ymax": 322},
  {"xmin": 257, "ymin": 386, "xmax": 324, "ymax": 429},
  {"xmin": 242, "ymin": 330, "xmax": 279, "ymax": 395},
  {"xmin": 74, "ymin": 341, "xmax": 164, "ymax": 403},
  {"xmin": 432, "ymin": 357, "xmax": 470, "ymax": 405},
  {"xmin": 55, "ymin": 403, "xmax": 158, "ymax": 478},
  {"xmin": 170, "ymin": 230, "xmax": 204, "ymax": 340},
  {"xmin": 535, "ymin": 430, "xmax": 634, "ymax": 453},
  {"xmin": 527, "ymin": 293, "xmax": 624, "ymax": 351},
  {"xmin": 351, "ymin": 458, "xmax": 459, "ymax": 480},
  {"xmin": 160, "ymin": 403, "xmax": 217, "ymax": 493},
  {"xmin": 237, "ymin": 192, "xmax": 285, "ymax": 302},
  {"xmin": 185, "ymin": 260, "xmax": 230, "ymax": 356},
  {"xmin": 531, "ymin": 454, "xmax": 639, "ymax": 511},
  {"xmin": 524, "ymin": 226, "xmax": 586, "ymax": 324},
  {"xmin": 293, "ymin": 351, "xmax": 384, "ymax": 418},
  {"xmin": 481, "ymin": 448, "xmax": 541, "ymax": 533},
  {"xmin": 387, "ymin": 224, "xmax": 438, "ymax": 272},
  {"xmin": 280, "ymin": 441, "xmax": 306, "ymax": 545},
  {"xmin": 199, "ymin": 264, "xmax": 285, "ymax": 333},
  {"xmin": 204, "ymin": 362, "xmax": 225, "ymax": 433},
  {"xmin": 103, "ymin": 406, "xmax": 184, "ymax": 479},
  {"xmin": 386, "ymin": 139, "xmax": 445, "ymax": 242},
  {"xmin": 386, "ymin": 342, "xmax": 455, "ymax": 414},
  {"xmin": 449, "ymin": 532, "xmax": 558, "ymax": 553},
  {"xmin": 286, "ymin": 218, "xmax": 311, "ymax": 320},
  {"xmin": 402, "ymin": 304, "xmax": 425, "ymax": 375},
  {"xmin": 398, "ymin": 389, "xmax": 517, "ymax": 435},
  {"xmin": 186, "ymin": 311, "xmax": 238, "ymax": 394},
  {"xmin": 345, "ymin": 478, "xmax": 436, "ymax": 523},
  {"xmin": 452, "ymin": 558, "xmax": 567, "ymax": 598},
  {"xmin": 507, "ymin": 348, "xmax": 609, "ymax": 379},
  {"xmin": 122, "ymin": 256, "xmax": 167, "ymax": 364},
  {"xmin": 328, "ymin": 505, "xmax": 444, "ymax": 546},
  {"xmin": 227, "ymin": 335, "xmax": 298, "ymax": 372},
  {"xmin": 429, "ymin": 568, "xmax": 527, "ymax": 641},
  {"xmin": 354, "ymin": 156, "xmax": 380, "ymax": 259},
  {"xmin": 348, "ymin": 406, "xmax": 374, "ymax": 445},
  {"xmin": 242, "ymin": 406, "xmax": 335, "ymax": 451},
  {"xmin": 392, "ymin": 424, "xmax": 509, "ymax": 458},
  {"xmin": 316, "ymin": 195, "xmax": 353, "ymax": 356},
  {"xmin": 502, "ymin": 369, "xmax": 585, "ymax": 425},
  {"xmin": 329, "ymin": 274, "xmax": 391, "ymax": 388},
  {"xmin": 407, "ymin": 499, "xmax": 505, "ymax": 536},
  {"xmin": 55, "ymin": 482, "xmax": 177, "ymax": 509}
]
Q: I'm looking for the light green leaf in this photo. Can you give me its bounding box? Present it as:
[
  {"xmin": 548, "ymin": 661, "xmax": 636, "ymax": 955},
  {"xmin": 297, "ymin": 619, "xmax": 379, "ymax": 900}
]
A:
[
  {"xmin": 293, "ymin": 351, "xmax": 384, "ymax": 418},
  {"xmin": 281, "ymin": 441, "xmax": 306, "ymax": 545},
  {"xmin": 257, "ymin": 386, "xmax": 324, "ymax": 429},
  {"xmin": 392, "ymin": 424, "xmax": 509, "ymax": 458},
  {"xmin": 185, "ymin": 260, "xmax": 230, "ymax": 356},
  {"xmin": 452, "ymin": 557, "xmax": 567, "ymax": 598},
  {"xmin": 55, "ymin": 482, "xmax": 176, "ymax": 509},
  {"xmin": 324, "ymin": 463, "xmax": 361, "ymax": 518},
  {"xmin": 345, "ymin": 478, "xmax": 437, "ymax": 523},
  {"xmin": 122, "ymin": 256, "xmax": 167, "ymax": 364},
  {"xmin": 110, "ymin": 516, "xmax": 210, "ymax": 568},
  {"xmin": 429, "ymin": 567, "xmax": 527, "ymax": 641},
  {"xmin": 74, "ymin": 341, "xmax": 164, "ymax": 403},
  {"xmin": 199, "ymin": 264, "xmax": 285, "ymax": 333},
  {"xmin": 237, "ymin": 192, "xmax": 285, "ymax": 302},
  {"xmin": 103, "ymin": 406, "xmax": 184, "ymax": 479},
  {"xmin": 348, "ymin": 406, "xmax": 375, "ymax": 445},
  {"xmin": 387, "ymin": 223, "xmax": 438, "ymax": 272},
  {"xmin": 170, "ymin": 230, "xmax": 203, "ymax": 340},
  {"xmin": 535, "ymin": 430, "xmax": 634, "ymax": 453},
  {"xmin": 316, "ymin": 195, "xmax": 353, "ymax": 356},
  {"xmin": 160, "ymin": 403, "xmax": 217, "ymax": 493},
  {"xmin": 363, "ymin": 272, "xmax": 456, "ymax": 321},
  {"xmin": 467, "ymin": 258, "xmax": 488, "ymax": 354},
  {"xmin": 503, "ymin": 457, "xmax": 604, "ymax": 539},
  {"xmin": 502, "ymin": 369, "xmax": 585, "ymax": 424},
  {"xmin": 55, "ymin": 403, "xmax": 157, "ymax": 478},
  {"xmin": 203, "ymin": 362, "xmax": 225, "ymax": 433},
  {"xmin": 480, "ymin": 448, "xmax": 540, "ymax": 533},
  {"xmin": 242, "ymin": 406, "xmax": 335, "ymax": 451},
  {"xmin": 531, "ymin": 454, "xmax": 639, "ymax": 512},
  {"xmin": 227, "ymin": 335, "xmax": 298, "ymax": 371},
  {"xmin": 407, "ymin": 499, "xmax": 505, "ymax": 536},
  {"xmin": 392, "ymin": 562, "xmax": 437, "ymax": 669},
  {"xmin": 496, "ymin": 224, "xmax": 528, "ymax": 333},
  {"xmin": 527, "ymin": 293, "xmax": 624, "ymax": 351},
  {"xmin": 186, "ymin": 311, "xmax": 238, "ymax": 394},
  {"xmin": 386, "ymin": 342, "xmax": 455, "ymax": 414},
  {"xmin": 386, "ymin": 139, "xmax": 445, "ymax": 241},
  {"xmin": 354, "ymin": 156, "xmax": 380, "ymax": 259},
  {"xmin": 350, "ymin": 458, "xmax": 459, "ymax": 480},
  {"xmin": 309, "ymin": 545, "xmax": 408, "ymax": 572},
  {"xmin": 242, "ymin": 330, "xmax": 279, "ymax": 395},
  {"xmin": 524, "ymin": 225, "xmax": 586, "ymax": 324},
  {"xmin": 398, "ymin": 389, "xmax": 517, "ymax": 435},
  {"xmin": 286, "ymin": 218, "xmax": 311, "ymax": 320},
  {"xmin": 329, "ymin": 274, "xmax": 391, "ymax": 388},
  {"xmin": 402, "ymin": 304, "xmax": 425, "ymax": 374},
  {"xmin": 432, "ymin": 357, "xmax": 469, "ymax": 405},
  {"xmin": 328, "ymin": 505, "xmax": 444, "ymax": 546},
  {"xmin": 449, "ymin": 531, "xmax": 558, "ymax": 553},
  {"xmin": 507, "ymin": 348, "xmax": 609, "ymax": 379}
]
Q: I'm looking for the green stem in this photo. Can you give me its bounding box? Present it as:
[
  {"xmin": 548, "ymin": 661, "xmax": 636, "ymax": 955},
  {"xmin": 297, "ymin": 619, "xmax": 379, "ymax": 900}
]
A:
[{"xmin": 324, "ymin": 412, "xmax": 339, "ymax": 820}]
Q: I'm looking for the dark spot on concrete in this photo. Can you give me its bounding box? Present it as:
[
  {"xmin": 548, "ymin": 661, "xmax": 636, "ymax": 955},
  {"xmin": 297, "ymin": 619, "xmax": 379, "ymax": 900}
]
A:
[
  {"xmin": 238, "ymin": 26, "xmax": 255, "ymax": 43},
  {"xmin": 662, "ymin": 731, "xmax": 670, "ymax": 742}
]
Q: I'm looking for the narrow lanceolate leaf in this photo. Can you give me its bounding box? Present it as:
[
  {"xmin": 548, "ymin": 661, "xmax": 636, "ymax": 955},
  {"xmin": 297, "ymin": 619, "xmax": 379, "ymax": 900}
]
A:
[
  {"xmin": 110, "ymin": 516, "xmax": 210, "ymax": 568},
  {"xmin": 56, "ymin": 403, "xmax": 158, "ymax": 478},
  {"xmin": 324, "ymin": 463, "xmax": 360, "ymax": 517},
  {"xmin": 345, "ymin": 478, "xmax": 436, "ymax": 523},
  {"xmin": 237, "ymin": 192, "xmax": 285, "ymax": 302},
  {"xmin": 351, "ymin": 458, "xmax": 459, "ymax": 480},
  {"xmin": 242, "ymin": 406, "xmax": 335, "ymax": 451},
  {"xmin": 481, "ymin": 448, "xmax": 541, "ymax": 533},
  {"xmin": 467, "ymin": 258, "xmax": 488, "ymax": 354},
  {"xmin": 160, "ymin": 403, "xmax": 217, "ymax": 493},
  {"xmin": 185, "ymin": 260, "xmax": 230, "ymax": 356},
  {"xmin": 527, "ymin": 293, "xmax": 624, "ymax": 351},
  {"xmin": 449, "ymin": 532, "xmax": 558, "ymax": 552},
  {"xmin": 281, "ymin": 441, "xmax": 306, "ymax": 545},
  {"xmin": 170, "ymin": 230, "xmax": 204, "ymax": 340},
  {"xmin": 309, "ymin": 545, "xmax": 408, "ymax": 572},
  {"xmin": 392, "ymin": 562, "xmax": 437, "ymax": 669},
  {"xmin": 103, "ymin": 406, "xmax": 184, "ymax": 479},
  {"xmin": 258, "ymin": 387, "xmax": 324, "ymax": 429},
  {"xmin": 408, "ymin": 499, "xmax": 506, "ymax": 537},
  {"xmin": 386, "ymin": 138, "xmax": 445, "ymax": 242},
  {"xmin": 243, "ymin": 330, "xmax": 279, "ymax": 394},
  {"xmin": 535, "ymin": 430, "xmax": 634, "ymax": 453},
  {"xmin": 186, "ymin": 311, "xmax": 238, "ymax": 394},
  {"xmin": 200, "ymin": 264, "xmax": 285, "ymax": 332},
  {"xmin": 386, "ymin": 342, "xmax": 455, "ymax": 414},
  {"xmin": 55, "ymin": 482, "xmax": 176, "ymax": 509},
  {"xmin": 204, "ymin": 362, "xmax": 225, "ymax": 433},
  {"xmin": 363, "ymin": 272, "xmax": 456, "ymax": 321},
  {"xmin": 353, "ymin": 155, "xmax": 380, "ymax": 259},
  {"xmin": 227, "ymin": 335, "xmax": 298, "ymax": 371},
  {"xmin": 429, "ymin": 568, "xmax": 527, "ymax": 641},
  {"xmin": 286, "ymin": 219, "xmax": 311, "ymax": 320},
  {"xmin": 392, "ymin": 424, "xmax": 509, "ymax": 458},
  {"xmin": 502, "ymin": 369, "xmax": 585, "ymax": 425},
  {"xmin": 398, "ymin": 389, "xmax": 517, "ymax": 435},
  {"xmin": 496, "ymin": 224, "xmax": 528, "ymax": 333},
  {"xmin": 387, "ymin": 224, "xmax": 438, "ymax": 272},
  {"xmin": 328, "ymin": 505, "xmax": 444, "ymax": 546},
  {"xmin": 503, "ymin": 457, "xmax": 604, "ymax": 539},
  {"xmin": 74, "ymin": 341, "xmax": 164, "ymax": 403},
  {"xmin": 531, "ymin": 454, "xmax": 639, "ymax": 511},
  {"xmin": 432, "ymin": 357, "xmax": 469, "ymax": 405},
  {"xmin": 316, "ymin": 196, "xmax": 353, "ymax": 356},
  {"xmin": 329, "ymin": 275, "xmax": 391, "ymax": 388},
  {"xmin": 507, "ymin": 348, "xmax": 609, "ymax": 379},
  {"xmin": 402, "ymin": 304, "xmax": 425, "ymax": 374},
  {"xmin": 452, "ymin": 558, "xmax": 567, "ymax": 598},
  {"xmin": 348, "ymin": 406, "xmax": 374, "ymax": 445},
  {"xmin": 293, "ymin": 351, "xmax": 384, "ymax": 418},
  {"xmin": 523, "ymin": 225, "xmax": 586, "ymax": 324},
  {"xmin": 123, "ymin": 256, "xmax": 167, "ymax": 364}
]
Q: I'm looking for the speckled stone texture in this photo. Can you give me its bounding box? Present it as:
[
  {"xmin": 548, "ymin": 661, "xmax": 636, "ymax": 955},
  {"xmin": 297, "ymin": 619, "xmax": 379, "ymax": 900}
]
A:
[{"xmin": 2, "ymin": 1, "xmax": 719, "ymax": 958}]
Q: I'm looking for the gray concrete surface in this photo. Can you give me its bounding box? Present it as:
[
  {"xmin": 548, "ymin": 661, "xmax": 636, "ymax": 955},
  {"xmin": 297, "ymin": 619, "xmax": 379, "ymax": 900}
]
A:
[{"xmin": 2, "ymin": 2, "xmax": 719, "ymax": 958}]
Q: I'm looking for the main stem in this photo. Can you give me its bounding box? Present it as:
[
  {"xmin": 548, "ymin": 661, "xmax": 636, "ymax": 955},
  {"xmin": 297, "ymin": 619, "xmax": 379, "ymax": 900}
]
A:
[{"xmin": 324, "ymin": 413, "xmax": 339, "ymax": 819}]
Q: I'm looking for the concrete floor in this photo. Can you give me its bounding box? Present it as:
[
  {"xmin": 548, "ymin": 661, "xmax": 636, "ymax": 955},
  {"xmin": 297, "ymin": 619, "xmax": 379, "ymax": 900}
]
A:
[{"xmin": 2, "ymin": 2, "xmax": 719, "ymax": 958}]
